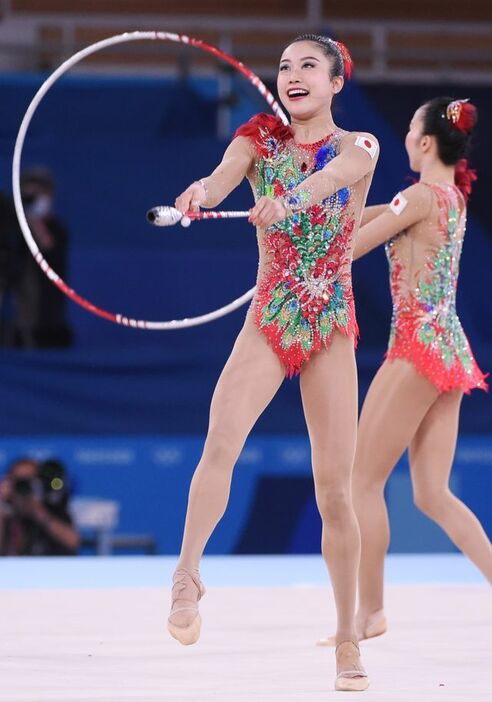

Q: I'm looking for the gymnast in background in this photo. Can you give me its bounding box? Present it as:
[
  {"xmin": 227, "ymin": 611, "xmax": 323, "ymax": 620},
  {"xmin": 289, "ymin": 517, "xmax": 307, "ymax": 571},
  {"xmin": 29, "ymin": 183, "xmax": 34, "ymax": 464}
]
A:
[{"xmin": 319, "ymin": 97, "xmax": 491, "ymax": 647}]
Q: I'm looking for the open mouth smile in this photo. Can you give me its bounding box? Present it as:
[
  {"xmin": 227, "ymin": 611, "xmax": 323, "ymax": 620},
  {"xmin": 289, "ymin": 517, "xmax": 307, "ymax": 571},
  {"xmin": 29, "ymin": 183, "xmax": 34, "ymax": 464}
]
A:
[{"xmin": 287, "ymin": 87, "xmax": 310, "ymax": 100}]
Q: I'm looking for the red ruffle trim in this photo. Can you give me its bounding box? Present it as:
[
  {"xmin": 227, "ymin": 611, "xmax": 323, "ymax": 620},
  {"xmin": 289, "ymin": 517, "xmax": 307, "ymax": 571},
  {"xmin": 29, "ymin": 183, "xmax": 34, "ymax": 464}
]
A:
[
  {"xmin": 254, "ymin": 283, "xmax": 359, "ymax": 378},
  {"xmin": 234, "ymin": 113, "xmax": 293, "ymax": 156},
  {"xmin": 386, "ymin": 338, "xmax": 488, "ymax": 395}
]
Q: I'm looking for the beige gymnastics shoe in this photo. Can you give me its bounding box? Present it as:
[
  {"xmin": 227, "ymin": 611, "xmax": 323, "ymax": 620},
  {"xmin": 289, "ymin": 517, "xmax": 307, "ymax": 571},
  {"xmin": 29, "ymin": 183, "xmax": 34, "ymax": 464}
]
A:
[{"xmin": 167, "ymin": 568, "xmax": 206, "ymax": 645}]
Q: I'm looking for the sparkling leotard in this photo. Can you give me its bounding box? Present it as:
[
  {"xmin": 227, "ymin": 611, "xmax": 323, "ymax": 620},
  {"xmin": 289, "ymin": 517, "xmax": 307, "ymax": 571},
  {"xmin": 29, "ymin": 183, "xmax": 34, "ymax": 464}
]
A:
[
  {"xmin": 385, "ymin": 182, "xmax": 487, "ymax": 393},
  {"xmin": 235, "ymin": 113, "xmax": 376, "ymax": 376}
]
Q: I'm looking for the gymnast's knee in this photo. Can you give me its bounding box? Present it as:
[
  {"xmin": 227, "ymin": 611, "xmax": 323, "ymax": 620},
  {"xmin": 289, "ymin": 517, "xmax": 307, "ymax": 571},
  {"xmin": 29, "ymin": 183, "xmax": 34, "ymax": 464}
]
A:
[
  {"xmin": 413, "ymin": 488, "xmax": 450, "ymax": 520},
  {"xmin": 201, "ymin": 426, "xmax": 243, "ymax": 467},
  {"xmin": 315, "ymin": 485, "xmax": 353, "ymax": 525}
]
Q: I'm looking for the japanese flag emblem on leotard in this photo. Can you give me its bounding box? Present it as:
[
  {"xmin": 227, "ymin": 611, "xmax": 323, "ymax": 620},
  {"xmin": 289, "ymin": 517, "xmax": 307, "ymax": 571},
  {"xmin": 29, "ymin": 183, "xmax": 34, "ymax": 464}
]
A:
[
  {"xmin": 389, "ymin": 192, "xmax": 408, "ymax": 216},
  {"xmin": 354, "ymin": 135, "xmax": 377, "ymax": 159}
]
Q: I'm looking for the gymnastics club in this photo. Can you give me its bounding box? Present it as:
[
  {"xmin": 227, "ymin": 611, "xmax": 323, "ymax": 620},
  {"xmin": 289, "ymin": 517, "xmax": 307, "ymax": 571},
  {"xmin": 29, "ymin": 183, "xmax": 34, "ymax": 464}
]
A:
[{"xmin": 146, "ymin": 206, "xmax": 250, "ymax": 228}]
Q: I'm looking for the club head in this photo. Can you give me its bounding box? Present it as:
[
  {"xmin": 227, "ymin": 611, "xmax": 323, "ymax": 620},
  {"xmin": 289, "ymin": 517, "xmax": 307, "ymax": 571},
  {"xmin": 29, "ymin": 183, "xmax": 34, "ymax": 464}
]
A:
[{"xmin": 146, "ymin": 206, "xmax": 182, "ymax": 226}]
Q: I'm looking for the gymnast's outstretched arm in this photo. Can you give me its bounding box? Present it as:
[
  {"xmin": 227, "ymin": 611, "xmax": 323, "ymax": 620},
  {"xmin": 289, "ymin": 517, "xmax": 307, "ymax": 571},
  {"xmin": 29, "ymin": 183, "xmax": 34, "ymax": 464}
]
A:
[
  {"xmin": 286, "ymin": 132, "xmax": 379, "ymax": 207},
  {"xmin": 353, "ymin": 183, "xmax": 433, "ymax": 260},
  {"xmin": 175, "ymin": 136, "xmax": 254, "ymax": 212},
  {"xmin": 360, "ymin": 204, "xmax": 387, "ymax": 226},
  {"xmin": 250, "ymin": 132, "xmax": 379, "ymax": 227}
]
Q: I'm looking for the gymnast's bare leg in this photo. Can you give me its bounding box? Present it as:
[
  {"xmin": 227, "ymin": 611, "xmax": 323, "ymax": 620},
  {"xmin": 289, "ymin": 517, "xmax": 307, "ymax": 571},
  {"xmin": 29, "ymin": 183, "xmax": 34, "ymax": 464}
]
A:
[
  {"xmin": 354, "ymin": 363, "xmax": 492, "ymax": 641},
  {"xmin": 300, "ymin": 333, "xmax": 367, "ymax": 686},
  {"xmin": 409, "ymin": 389, "xmax": 492, "ymax": 584},
  {"xmin": 316, "ymin": 357, "xmax": 438, "ymax": 645},
  {"xmin": 168, "ymin": 313, "xmax": 285, "ymax": 641},
  {"xmin": 320, "ymin": 358, "xmax": 492, "ymax": 645},
  {"xmin": 351, "ymin": 359, "xmax": 439, "ymax": 641}
]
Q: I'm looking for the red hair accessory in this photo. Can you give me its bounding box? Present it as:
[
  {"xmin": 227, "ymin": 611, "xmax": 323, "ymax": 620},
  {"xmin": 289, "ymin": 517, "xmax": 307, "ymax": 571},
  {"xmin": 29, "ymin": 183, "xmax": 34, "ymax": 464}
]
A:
[
  {"xmin": 455, "ymin": 158, "xmax": 477, "ymax": 203},
  {"xmin": 333, "ymin": 40, "xmax": 353, "ymax": 80},
  {"xmin": 446, "ymin": 99, "xmax": 477, "ymax": 133}
]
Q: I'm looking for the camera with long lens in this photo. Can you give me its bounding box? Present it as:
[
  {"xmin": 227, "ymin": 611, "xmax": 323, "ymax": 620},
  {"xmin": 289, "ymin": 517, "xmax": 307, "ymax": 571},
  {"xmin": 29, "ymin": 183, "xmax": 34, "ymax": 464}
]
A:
[
  {"xmin": 11, "ymin": 460, "xmax": 69, "ymax": 505},
  {"xmin": 38, "ymin": 459, "xmax": 70, "ymax": 506}
]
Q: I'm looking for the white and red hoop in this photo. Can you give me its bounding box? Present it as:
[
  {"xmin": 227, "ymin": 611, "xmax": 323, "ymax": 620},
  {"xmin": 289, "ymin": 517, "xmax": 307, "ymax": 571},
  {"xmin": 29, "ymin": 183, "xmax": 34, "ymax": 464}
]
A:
[{"xmin": 12, "ymin": 30, "xmax": 289, "ymax": 330}]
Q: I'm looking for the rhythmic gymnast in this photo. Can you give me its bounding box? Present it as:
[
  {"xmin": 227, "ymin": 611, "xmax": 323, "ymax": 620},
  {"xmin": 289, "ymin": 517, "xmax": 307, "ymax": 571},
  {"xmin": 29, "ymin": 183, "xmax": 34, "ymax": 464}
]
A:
[
  {"xmin": 318, "ymin": 97, "xmax": 491, "ymax": 647},
  {"xmin": 167, "ymin": 34, "xmax": 379, "ymax": 691}
]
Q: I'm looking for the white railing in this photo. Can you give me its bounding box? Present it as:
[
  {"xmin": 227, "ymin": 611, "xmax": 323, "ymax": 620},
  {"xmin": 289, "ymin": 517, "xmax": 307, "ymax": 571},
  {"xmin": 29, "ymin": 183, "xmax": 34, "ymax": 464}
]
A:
[{"xmin": 0, "ymin": 8, "xmax": 491, "ymax": 84}]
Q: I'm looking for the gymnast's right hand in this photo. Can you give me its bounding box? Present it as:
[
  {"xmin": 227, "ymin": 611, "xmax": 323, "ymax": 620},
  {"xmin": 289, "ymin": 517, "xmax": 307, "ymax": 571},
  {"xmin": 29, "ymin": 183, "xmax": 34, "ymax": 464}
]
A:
[{"xmin": 175, "ymin": 181, "xmax": 206, "ymax": 213}]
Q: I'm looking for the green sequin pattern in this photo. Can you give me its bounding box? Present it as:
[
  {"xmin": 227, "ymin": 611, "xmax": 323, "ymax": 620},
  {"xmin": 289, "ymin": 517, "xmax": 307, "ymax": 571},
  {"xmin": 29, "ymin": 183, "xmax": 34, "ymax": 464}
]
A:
[
  {"xmin": 385, "ymin": 183, "xmax": 487, "ymax": 392},
  {"xmin": 250, "ymin": 130, "xmax": 358, "ymax": 374}
]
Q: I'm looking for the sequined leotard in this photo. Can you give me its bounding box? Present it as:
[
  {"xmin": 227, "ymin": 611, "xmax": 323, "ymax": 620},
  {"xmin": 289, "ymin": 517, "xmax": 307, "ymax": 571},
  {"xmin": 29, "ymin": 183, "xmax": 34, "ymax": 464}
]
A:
[
  {"xmin": 384, "ymin": 183, "xmax": 487, "ymax": 393},
  {"xmin": 235, "ymin": 113, "xmax": 378, "ymax": 376}
]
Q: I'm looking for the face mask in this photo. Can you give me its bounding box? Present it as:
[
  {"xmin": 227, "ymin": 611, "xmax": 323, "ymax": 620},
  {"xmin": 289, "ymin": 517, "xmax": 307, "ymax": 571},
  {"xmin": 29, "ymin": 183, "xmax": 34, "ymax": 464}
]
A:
[{"xmin": 29, "ymin": 195, "xmax": 52, "ymax": 218}]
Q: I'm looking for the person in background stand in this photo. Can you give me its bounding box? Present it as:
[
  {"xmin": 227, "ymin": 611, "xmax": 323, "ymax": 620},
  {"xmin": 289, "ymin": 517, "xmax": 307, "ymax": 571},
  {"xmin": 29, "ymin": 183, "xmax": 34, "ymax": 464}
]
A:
[{"xmin": 17, "ymin": 168, "xmax": 72, "ymax": 347}]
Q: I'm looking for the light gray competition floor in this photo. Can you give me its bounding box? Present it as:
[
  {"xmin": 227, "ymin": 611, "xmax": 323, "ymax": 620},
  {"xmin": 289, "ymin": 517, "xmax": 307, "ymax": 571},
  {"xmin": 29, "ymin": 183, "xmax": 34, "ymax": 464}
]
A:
[{"xmin": 0, "ymin": 555, "xmax": 490, "ymax": 702}]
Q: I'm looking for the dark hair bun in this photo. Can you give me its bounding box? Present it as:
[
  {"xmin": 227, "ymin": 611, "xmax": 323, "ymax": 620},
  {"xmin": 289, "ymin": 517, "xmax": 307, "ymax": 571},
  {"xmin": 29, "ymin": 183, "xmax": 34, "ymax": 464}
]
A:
[{"xmin": 422, "ymin": 97, "xmax": 478, "ymax": 202}]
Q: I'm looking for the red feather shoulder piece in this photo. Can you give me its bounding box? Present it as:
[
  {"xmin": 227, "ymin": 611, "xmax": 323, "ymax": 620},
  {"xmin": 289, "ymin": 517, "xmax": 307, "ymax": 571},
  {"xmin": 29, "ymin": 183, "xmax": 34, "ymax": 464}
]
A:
[{"xmin": 234, "ymin": 113, "xmax": 293, "ymax": 156}]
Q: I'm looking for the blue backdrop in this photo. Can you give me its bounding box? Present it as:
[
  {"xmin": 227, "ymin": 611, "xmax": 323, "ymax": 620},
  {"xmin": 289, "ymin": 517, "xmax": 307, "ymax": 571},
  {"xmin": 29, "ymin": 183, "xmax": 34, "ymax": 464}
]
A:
[
  {"xmin": 0, "ymin": 73, "xmax": 490, "ymax": 554},
  {"xmin": 0, "ymin": 435, "xmax": 490, "ymax": 555},
  {"xmin": 0, "ymin": 73, "xmax": 490, "ymax": 435}
]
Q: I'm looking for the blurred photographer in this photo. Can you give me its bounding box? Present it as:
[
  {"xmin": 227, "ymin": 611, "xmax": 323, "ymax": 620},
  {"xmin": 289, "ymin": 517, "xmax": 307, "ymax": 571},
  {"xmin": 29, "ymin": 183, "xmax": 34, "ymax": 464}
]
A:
[
  {"xmin": 0, "ymin": 457, "xmax": 79, "ymax": 555},
  {"xmin": 17, "ymin": 167, "xmax": 72, "ymax": 347}
]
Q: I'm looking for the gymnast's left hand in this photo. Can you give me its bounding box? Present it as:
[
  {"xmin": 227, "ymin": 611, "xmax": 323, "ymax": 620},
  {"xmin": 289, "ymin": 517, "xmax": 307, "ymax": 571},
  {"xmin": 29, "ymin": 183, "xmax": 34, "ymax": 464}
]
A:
[{"xmin": 248, "ymin": 196, "xmax": 287, "ymax": 228}]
